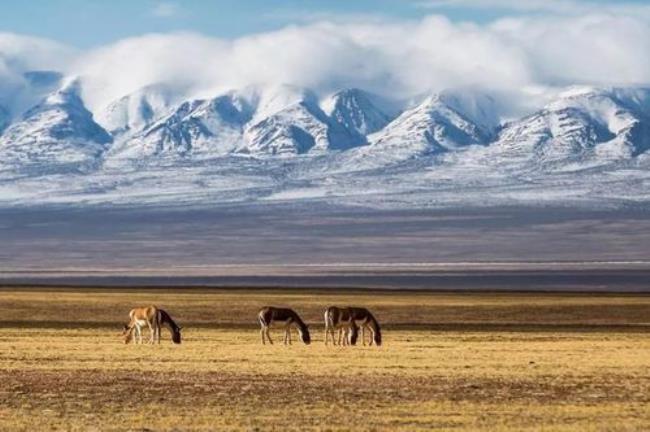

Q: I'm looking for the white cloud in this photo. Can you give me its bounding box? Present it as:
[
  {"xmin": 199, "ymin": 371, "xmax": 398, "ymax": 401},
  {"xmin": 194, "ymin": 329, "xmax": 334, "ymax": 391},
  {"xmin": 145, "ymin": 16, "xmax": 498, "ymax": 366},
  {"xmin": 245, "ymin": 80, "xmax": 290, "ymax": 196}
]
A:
[
  {"xmin": 71, "ymin": 17, "xmax": 538, "ymax": 112},
  {"xmin": 491, "ymin": 15, "xmax": 650, "ymax": 86},
  {"xmin": 151, "ymin": 2, "xmax": 180, "ymax": 18},
  {"xmin": 1, "ymin": 12, "xmax": 650, "ymax": 117},
  {"xmin": 0, "ymin": 33, "xmax": 75, "ymax": 110},
  {"xmin": 74, "ymin": 32, "xmax": 227, "ymax": 111},
  {"xmin": 0, "ymin": 32, "xmax": 75, "ymax": 72}
]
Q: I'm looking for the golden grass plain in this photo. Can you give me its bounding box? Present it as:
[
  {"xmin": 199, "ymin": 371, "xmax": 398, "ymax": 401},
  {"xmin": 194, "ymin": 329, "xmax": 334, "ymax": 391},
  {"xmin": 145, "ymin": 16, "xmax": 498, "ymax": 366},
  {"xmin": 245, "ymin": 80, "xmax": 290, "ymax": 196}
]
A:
[{"xmin": 1, "ymin": 288, "xmax": 650, "ymax": 431}]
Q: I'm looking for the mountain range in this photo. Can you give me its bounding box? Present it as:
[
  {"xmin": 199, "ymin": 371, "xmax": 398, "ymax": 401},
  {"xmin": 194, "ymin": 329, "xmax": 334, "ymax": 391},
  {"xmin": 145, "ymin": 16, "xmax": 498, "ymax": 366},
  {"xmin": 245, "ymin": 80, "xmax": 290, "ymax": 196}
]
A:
[{"xmin": 0, "ymin": 72, "xmax": 649, "ymax": 208}]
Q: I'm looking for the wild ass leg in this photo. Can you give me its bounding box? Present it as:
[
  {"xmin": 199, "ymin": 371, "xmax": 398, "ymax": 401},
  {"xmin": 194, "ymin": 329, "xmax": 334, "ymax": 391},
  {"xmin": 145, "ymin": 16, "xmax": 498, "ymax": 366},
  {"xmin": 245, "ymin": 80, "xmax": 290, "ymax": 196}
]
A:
[
  {"xmin": 344, "ymin": 328, "xmax": 350, "ymax": 346},
  {"xmin": 330, "ymin": 328, "xmax": 337, "ymax": 345},
  {"xmin": 361, "ymin": 325, "xmax": 366, "ymax": 346},
  {"xmin": 147, "ymin": 320, "xmax": 155, "ymax": 344},
  {"xmin": 261, "ymin": 326, "xmax": 266, "ymax": 345},
  {"xmin": 265, "ymin": 327, "xmax": 274, "ymax": 345},
  {"xmin": 284, "ymin": 325, "xmax": 292, "ymax": 345},
  {"xmin": 367, "ymin": 324, "xmax": 375, "ymax": 346},
  {"xmin": 155, "ymin": 314, "xmax": 161, "ymax": 344}
]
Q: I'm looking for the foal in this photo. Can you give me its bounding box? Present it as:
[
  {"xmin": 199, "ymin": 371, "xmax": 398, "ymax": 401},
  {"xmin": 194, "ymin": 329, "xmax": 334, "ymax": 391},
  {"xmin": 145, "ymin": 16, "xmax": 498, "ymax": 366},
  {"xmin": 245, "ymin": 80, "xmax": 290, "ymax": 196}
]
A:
[
  {"xmin": 122, "ymin": 306, "xmax": 182, "ymax": 344},
  {"xmin": 258, "ymin": 307, "xmax": 311, "ymax": 345},
  {"xmin": 324, "ymin": 306, "xmax": 359, "ymax": 346}
]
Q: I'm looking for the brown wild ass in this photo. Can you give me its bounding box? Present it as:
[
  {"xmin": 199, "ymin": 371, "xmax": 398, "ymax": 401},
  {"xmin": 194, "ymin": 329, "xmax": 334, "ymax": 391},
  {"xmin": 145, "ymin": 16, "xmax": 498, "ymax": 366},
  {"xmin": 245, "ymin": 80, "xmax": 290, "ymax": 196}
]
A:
[
  {"xmin": 122, "ymin": 306, "xmax": 182, "ymax": 344},
  {"xmin": 324, "ymin": 306, "xmax": 359, "ymax": 346},
  {"xmin": 347, "ymin": 307, "xmax": 382, "ymax": 346},
  {"xmin": 258, "ymin": 307, "xmax": 311, "ymax": 345}
]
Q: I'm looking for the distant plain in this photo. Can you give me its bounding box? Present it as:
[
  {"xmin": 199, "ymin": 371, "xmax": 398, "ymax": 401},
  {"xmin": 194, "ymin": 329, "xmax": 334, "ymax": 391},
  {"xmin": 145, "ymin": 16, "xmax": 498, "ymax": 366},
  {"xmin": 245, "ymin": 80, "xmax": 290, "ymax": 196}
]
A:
[{"xmin": 3, "ymin": 204, "xmax": 650, "ymax": 290}]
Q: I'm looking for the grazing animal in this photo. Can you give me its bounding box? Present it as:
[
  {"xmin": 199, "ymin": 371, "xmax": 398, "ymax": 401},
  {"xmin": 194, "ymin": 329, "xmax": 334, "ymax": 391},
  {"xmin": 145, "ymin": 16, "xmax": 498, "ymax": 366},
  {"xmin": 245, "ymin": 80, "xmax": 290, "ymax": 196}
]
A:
[
  {"xmin": 258, "ymin": 307, "xmax": 311, "ymax": 345},
  {"xmin": 122, "ymin": 306, "xmax": 182, "ymax": 344},
  {"xmin": 324, "ymin": 306, "xmax": 359, "ymax": 346},
  {"xmin": 348, "ymin": 307, "xmax": 382, "ymax": 346}
]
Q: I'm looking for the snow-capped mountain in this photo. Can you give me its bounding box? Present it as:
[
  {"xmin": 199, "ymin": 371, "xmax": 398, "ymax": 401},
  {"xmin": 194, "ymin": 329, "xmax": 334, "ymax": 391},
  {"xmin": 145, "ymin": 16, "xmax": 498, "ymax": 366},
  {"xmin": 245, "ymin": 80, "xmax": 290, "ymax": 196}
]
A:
[
  {"xmin": 242, "ymin": 86, "xmax": 330, "ymax": 155},
  {"xmin": 322, "ymin": 88, "xmax": 392, "ymax": 137},
  {"xmin": 108, "ymin": 91, "xmax": 255, "ymax": 160},
  {"xmin": 0, "ymin": 80, "xmax": 111, "ymax": 172},
  {"xmin": 0, "ymin": 80, "xmax": 649, "ymax": 208},
  {"xmin": 0, "ymin": 70, "xmax": 63, "ymax": 133},
  {"xmin": 104, "ymin": 85, "xmax": 371, "ymax": 160},
  {"xmin": 493, "ymin": 87, "xmax": 650, "ymax": 169},
  {"xmin": 335, "ymin": 91, "xmax": 498, "ymax": 170},
  {"xmin": 370, "ymin": 93, "xmax": 495, "ymax": 154},
  {"xmin": 242, "ymin": 85, "xmax": 363, "ymax": 155},
  {"xmin": 13, "ymin": 71, "xmax": 63, "ymax": 116},
  {"xmin": 95, "ymin": 84, "xmax": 177, "ymax": 135}
]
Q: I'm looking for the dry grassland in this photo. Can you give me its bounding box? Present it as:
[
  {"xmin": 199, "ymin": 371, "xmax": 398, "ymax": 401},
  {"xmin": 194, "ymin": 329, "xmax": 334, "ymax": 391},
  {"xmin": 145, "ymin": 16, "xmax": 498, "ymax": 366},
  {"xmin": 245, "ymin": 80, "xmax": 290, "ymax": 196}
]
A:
[{"xmin": 1, "ymin": 288, "xmax": 650, "ymax": 431}]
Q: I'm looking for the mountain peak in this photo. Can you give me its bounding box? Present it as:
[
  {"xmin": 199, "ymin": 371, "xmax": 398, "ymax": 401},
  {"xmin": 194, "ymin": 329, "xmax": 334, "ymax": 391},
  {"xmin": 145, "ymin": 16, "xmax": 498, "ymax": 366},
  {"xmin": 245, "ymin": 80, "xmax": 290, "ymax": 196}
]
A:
[
  {"xmin": 40, "ymin": 78, "xmax": 85, "ymax": 107},
  {"xmin": 0, "ymin": 80, "xmax": 111, "ymax": 171},
  {"xmin": 95, "ymin": 83, "xmax": 178, "ymax": 135},
  {"xmin": 369, "ymin": 91, "xmax": 494, "ymax": 157},
  {"xmin": 250, "ymin": 84, "xmax": 318, "ymax": 123},
  {"xmin": 494, "ymin": 85, "xmax": 650, "ymax": 165},
  {"xmin": 322, "ymin": 88, "xmax": 391, "ymax": 136}
]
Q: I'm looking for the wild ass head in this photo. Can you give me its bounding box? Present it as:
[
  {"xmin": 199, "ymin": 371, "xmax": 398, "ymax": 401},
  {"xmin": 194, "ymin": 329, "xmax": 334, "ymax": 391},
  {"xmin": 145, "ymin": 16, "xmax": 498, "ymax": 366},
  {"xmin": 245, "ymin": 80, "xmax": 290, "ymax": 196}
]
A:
[
  {"xmin": 122, "ymin": 324, "xmax": 133, "ymax": 344},
  {"xmin": 172, "ymin": 326, "xmax": 182, "ymax": 344},
  {"xmin": 298, "ymin": 325, "xmax": 311, "ymax": 345}
]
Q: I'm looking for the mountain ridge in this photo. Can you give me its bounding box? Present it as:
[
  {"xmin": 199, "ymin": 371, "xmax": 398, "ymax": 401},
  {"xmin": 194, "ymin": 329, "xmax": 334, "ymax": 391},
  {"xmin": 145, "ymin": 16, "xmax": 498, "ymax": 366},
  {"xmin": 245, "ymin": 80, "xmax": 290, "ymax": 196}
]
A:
[{"xmin": 1, "ymin": 79, "xmax": 650, "ymax": 208}]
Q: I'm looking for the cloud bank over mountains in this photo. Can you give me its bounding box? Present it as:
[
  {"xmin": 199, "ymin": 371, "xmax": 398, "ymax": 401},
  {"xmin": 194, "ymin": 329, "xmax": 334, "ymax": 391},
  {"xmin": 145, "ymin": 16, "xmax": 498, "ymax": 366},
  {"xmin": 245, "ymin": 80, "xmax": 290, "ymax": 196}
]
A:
[{"xmin": 1, "ymin": 11, "xmax": 649, "ymax": 118}]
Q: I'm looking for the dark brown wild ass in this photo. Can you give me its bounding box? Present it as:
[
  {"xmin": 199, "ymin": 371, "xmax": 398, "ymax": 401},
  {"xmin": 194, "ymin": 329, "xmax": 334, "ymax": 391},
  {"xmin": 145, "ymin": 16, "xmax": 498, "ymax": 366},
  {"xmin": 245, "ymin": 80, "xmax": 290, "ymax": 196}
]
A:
[
  {"xmin": 348, "ymin": 307, "xmax": 382, "ymax": 346},
  {"xmin": 258, "ymin": 307, "xmax": 311, "ymax": 345}
]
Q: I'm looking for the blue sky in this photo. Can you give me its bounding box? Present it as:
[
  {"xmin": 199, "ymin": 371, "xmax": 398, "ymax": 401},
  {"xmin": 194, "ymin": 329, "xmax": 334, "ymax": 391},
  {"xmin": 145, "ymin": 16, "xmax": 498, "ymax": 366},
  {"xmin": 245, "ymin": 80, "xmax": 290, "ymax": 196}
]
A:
[
  {"xmin": 2, "ymin": 0, "xmax": 650, "ymax": 47},
  {"xmin": 1, "ymin": 0, "xmax": 421, "ymax": 47}
]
